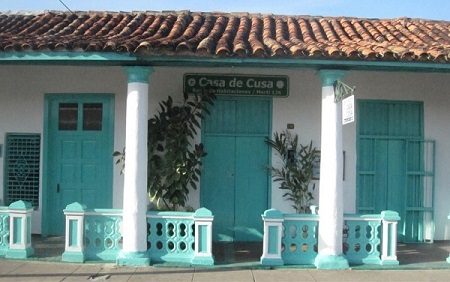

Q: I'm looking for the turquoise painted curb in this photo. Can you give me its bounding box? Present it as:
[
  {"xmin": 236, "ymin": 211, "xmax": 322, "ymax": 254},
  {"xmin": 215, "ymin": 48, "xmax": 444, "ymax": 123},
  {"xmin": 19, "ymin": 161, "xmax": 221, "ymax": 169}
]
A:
[
  {"xmin": 191, "ymin": 255, "xmax": 215, "ymax": 266},
  {"xmin": 5, "ymin": 247, "xmax": 34, "ymax": 259},
  {"xmin": 116, "ymin": 251, "xmax": 150, "ymax": 266},
  {"xmin": 361, "ymin": 257, "xmax": 382, "ymax": 265},
  {"xmin": 314, "ymin": 254, "xmax": 350, "ymax": 269},
  {"xmin": 260, "ymin": 257, "xmax": 284, "ymax": 266},
  {"xmin": 62, "ymin": 251, "xmax": 85, "ymax": 263},
  {"xmin": 381, "ymin": 259, "xmax": 400, "ymax": 265}
]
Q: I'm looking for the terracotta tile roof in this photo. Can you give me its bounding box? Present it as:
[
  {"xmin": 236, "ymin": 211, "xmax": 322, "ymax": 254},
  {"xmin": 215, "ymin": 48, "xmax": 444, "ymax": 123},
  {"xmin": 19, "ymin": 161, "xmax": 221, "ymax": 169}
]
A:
[{"xmin": 1, "ymin": 10, "xmax": 450, "ymax": 63}]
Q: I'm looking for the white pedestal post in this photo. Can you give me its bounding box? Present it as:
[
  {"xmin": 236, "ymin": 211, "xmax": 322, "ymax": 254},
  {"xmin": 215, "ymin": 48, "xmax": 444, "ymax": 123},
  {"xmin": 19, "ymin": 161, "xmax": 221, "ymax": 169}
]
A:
[
  {"xmin": 191, "ymin": 208, "xmax": 215, "ymax": 265},
  {"xmin": 314, "ymin": 70, "xmax": 349, "ymax": 269},
  {"xmin": 381, "ymin": 210, "xmax": 400, "ymax": 265},
  {"xmin": 117, "ymin": 67, "xmax": 154, "ymax": 266},
  {"xmin": 62, "ymin": 202, "xmax": 87, "ymax": 263},
  {"xmin": 260, "ymin": 209, "xmax": 284, "ymax": 266},
  {"xmin": 6, "ymin": 201, "xmax": 34, "ymax": 259}
]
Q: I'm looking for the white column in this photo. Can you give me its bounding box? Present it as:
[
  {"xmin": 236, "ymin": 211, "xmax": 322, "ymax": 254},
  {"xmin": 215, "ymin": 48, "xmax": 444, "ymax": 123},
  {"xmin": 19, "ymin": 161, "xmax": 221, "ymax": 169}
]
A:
[
  {"xmin": 117, "ymin": 67, "xmax": 154, "ymax": 266},
  {"xmin": 314, "ymin": 70, "xmax": 349, "ymax": 269}
]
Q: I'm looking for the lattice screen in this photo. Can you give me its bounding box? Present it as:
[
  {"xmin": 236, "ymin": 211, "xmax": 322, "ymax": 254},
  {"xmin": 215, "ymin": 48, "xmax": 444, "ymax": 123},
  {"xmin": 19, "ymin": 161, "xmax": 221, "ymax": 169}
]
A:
[{"xmin": 4, "ymin": 133, "xmax": 40, "ymax": 207}]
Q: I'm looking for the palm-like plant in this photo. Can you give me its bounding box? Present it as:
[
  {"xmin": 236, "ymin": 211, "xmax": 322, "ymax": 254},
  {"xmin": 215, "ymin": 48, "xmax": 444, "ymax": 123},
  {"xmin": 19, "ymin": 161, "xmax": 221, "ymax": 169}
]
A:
[{"xmin": 265, "ymin": 131, "xmax": 318, "ymax": 213}]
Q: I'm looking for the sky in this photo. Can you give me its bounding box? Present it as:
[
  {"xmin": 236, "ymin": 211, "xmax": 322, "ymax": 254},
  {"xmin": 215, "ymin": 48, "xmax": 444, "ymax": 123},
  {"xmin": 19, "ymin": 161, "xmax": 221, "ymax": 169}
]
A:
[{"xmin": 1, "ymin": 0, "xmax": 449, "ymax": 21}]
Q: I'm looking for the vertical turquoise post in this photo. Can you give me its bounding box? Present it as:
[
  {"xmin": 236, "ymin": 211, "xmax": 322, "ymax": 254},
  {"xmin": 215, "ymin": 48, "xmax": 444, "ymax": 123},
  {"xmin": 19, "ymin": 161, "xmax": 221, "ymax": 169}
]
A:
[
  {"xmin": 380, "ymin": 210, "xmax": 400, "ymax": 265},
  {"xmin": 260, "ymin": 209, "xmax": 284, "ymax": 266},
  {"xmin": 62, "ymin": 202, "xmax": 87, "ymax": 263},
  {"xmin": 6, "ymin": 201, "xmax": 34, "ymax": 259},
  {"xmin": 191, "ymin": 207, "xmax": 214, "ymax": 265}
]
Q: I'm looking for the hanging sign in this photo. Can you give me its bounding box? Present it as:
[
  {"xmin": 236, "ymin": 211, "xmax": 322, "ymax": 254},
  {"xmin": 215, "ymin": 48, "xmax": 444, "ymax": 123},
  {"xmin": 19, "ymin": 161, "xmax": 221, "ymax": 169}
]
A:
[
  {"xmin": 183, "ymin": 73, "xmax": 289, "ymax": 97},
  {"xmin": 342, "ymin": 95, "xmax": 355, "ymax": 125}
]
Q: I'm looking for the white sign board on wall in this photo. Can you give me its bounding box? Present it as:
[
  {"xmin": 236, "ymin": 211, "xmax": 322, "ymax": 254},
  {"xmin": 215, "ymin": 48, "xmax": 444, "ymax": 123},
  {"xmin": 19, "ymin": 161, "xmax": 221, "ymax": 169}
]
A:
[{"xmin": 342, "ymin": 95, "xmax": 355, "ymax": 125}]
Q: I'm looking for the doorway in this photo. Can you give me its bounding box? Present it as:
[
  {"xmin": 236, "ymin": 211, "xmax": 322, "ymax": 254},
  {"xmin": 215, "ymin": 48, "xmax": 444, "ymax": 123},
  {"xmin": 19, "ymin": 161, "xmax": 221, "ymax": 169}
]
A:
[
  {"xmin": 44, "ymin": 94, "xmax": 114, "ymax": 236},
  {"xmin": 357, "ymin": 100, "xmax": 435, "ymax": 243},
  {"xmin": 201, "ymin": 97, "xmax": 271, "ymax": 242}
]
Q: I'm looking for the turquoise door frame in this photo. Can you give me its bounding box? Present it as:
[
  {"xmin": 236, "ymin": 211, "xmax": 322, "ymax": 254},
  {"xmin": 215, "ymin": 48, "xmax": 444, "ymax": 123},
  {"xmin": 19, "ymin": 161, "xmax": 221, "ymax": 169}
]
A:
[
  {"xmin": 201, "ymin": 97, "xmax": 272, "ymax": 242},
  {"xmin": 356, "ymin": 100, "xmax": 434, "ymax": 243},
  {"xmin": 42, "ymin": 94, "xmax": 114, "ymax": 236}
]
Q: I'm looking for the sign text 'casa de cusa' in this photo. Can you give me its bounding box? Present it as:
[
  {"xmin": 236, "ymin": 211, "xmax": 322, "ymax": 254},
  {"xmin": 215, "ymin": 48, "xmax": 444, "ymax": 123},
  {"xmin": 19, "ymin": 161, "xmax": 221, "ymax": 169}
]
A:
[{"xmin": 183, "ymin": 73, "xmax": 289, "ymax": 97}]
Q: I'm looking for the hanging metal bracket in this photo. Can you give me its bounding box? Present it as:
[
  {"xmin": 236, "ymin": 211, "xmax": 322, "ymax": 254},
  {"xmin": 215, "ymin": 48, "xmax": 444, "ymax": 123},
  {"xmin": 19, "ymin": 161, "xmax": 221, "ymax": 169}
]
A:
[{"xmin": 334, "ymin": 80, "xmax": 355, "ymax": 102}]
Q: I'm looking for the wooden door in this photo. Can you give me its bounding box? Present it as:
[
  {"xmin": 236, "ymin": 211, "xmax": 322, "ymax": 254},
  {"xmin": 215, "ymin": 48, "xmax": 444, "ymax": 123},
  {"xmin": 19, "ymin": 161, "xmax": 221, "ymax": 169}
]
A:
[{"xmin": 202, "ymin": 97, "xmax": 271, "ymax": 242}]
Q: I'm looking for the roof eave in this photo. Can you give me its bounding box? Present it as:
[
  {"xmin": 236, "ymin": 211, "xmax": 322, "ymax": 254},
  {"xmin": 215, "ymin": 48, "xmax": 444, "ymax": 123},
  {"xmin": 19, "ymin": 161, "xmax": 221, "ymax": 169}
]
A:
[
  {"xmin": 0, "ymin": 51, "xmax": 137, "ymax": 65},
  {"xmin": 1, "ymin": 51, "xmax": 450, "ymax": 73}
]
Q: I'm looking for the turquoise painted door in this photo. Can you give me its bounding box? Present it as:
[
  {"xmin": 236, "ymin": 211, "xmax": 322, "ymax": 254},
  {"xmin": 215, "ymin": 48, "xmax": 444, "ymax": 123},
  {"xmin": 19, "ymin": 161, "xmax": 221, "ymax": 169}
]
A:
[
  {"xmin": 357, "ymin": 100, "xmax": 434, "ymax": 242},
  {"xmin": 46, "ymin": 95, "xmax": 114, "ymax": 236},
  {"xmin": 201, "ymin": 98, "xmax": 271, "ymax": 242}
]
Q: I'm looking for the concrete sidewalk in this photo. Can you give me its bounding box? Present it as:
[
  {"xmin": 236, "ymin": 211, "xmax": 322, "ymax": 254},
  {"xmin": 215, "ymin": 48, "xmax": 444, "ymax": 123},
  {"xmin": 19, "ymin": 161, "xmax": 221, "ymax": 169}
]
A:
[{"xmin": 1, "ymin": 260, "xmax": 450, "ymax": 282}]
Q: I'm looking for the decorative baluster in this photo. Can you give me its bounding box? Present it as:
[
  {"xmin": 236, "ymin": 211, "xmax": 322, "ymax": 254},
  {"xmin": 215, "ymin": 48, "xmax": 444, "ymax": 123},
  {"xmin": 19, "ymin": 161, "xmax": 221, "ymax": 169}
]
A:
[
  {"xmin": 380, "ymin": 210, "xmax": 400, "ymax": 265},
  {"xmin": 0, "ymin": 207, "xmax": 9, "ymax": 255}
]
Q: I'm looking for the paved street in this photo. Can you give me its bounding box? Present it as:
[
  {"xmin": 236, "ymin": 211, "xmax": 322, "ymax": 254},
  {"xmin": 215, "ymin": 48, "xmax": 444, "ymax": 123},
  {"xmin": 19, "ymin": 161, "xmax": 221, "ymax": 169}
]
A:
[{"xmin": 1, "ymin": 260, "xmax": 450, "ymax": 282}]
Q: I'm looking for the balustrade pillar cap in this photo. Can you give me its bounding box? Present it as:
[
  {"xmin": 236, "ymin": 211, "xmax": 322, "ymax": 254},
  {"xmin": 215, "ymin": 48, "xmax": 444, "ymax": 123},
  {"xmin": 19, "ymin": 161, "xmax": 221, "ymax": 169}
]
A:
[
  {"xmin": 64, "ymin": 202, "xmax": 87, "ymax": 212},
  {"xmin": 262, "ymin": 208, "xmax": 283, "ymax": 219},
  {"xmin": 194, "ymin": 207, "xmax": 213, "ymax": 217},
  {"xmin": 381, "ymin": 210, "xmax": 400, "ymax": 221},
  {"xmin": 8, "ymin": 200, "xmax": 33, "ymax": 210}
]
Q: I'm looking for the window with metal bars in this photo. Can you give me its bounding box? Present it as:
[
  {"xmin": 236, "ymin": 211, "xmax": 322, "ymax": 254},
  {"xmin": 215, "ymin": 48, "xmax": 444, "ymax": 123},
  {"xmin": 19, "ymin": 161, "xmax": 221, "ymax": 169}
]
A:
[{"xmin": 4, "ymin": 133, "xmax": 40, "ymax": 207}]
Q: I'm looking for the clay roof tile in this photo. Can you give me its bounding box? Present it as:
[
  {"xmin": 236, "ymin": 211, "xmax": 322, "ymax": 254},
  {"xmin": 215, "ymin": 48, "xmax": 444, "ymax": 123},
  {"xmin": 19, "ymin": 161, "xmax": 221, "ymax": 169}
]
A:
[{"xmin": 1, "ymin": 10, "xmax": 450, "ymax": 63}]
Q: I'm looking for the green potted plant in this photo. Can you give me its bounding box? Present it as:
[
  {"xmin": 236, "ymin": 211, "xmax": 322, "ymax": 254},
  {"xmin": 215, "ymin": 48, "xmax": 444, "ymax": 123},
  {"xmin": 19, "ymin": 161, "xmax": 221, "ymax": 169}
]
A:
[
  {"xmin": 114, "ymin": 90, "xmax": 216, "ymax": 211},
  {"xmin": 265, "ymin": 130, "xmax": 319, "ymax": 213}
]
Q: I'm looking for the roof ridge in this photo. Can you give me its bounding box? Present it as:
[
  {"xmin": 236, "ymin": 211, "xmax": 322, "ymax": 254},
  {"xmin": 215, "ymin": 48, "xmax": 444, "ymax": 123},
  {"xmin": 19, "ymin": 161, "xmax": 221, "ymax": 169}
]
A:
[{"xmin": 0, "ymin": 10, "xmax": 449, "ymax": 23}]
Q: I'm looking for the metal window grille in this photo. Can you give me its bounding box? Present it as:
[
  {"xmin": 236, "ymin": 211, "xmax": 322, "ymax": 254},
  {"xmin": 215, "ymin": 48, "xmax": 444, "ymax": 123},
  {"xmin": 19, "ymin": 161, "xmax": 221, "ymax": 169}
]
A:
[{"xmin": 4, "ymin": 133, "xmax": 40, "ymax": 207}]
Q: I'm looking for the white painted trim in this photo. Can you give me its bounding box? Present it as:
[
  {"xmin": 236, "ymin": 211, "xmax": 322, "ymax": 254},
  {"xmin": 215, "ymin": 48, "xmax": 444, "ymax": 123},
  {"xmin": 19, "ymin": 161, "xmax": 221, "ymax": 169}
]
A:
[
  {"xmin": 64, "ymin": 215, "xmax": 84, "ymax": 252},
  {"xmin": 261, "ymin": 220, "xmax": 284, "ymax": 259},
  {"xmin": 194, "ymin": 218, "xmax": 213, "ymax": 257}
]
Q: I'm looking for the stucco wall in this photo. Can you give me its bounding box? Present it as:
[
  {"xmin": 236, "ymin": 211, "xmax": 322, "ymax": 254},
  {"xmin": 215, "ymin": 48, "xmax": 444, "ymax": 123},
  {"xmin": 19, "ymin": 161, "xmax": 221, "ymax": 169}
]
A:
[
  {"xmin": 345, "ymin": 71, "xmax": 450, "ymax": 240},
  {"xmin": 1, "ymin": 65, "xmax": 449, "ymax": 240},
  {"xmin": 0, "ymin": 66, "xmax": 128, "ymax": 233}
]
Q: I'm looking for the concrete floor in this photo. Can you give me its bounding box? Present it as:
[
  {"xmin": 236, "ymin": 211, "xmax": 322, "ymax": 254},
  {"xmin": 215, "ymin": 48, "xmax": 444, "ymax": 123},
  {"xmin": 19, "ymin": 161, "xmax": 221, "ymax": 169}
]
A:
[
  {"xmin": 1, "ymin": 237, "xmax": 450, "ymax": 282},
  {"xmin": 28, "ymin": 235, "xmax": 450, "ymax": 269}
]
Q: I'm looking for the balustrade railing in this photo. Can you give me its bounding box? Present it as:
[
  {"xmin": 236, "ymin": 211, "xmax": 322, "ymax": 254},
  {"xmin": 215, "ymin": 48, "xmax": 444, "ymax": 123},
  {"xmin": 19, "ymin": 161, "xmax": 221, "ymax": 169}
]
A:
[
  {"xmin": 281, "ymin": 213, "xmax": 319, "ymax": 265},
  {"xmin": 84, "ymin": 209, "xmax": 123, "ymax": 261},
  {"xmin": 0, "ymin": 206, "xmax": 9, "ymax": 255},
  {"xmin": 146, "ymin": 208, "xmax": 213, "ymax": 265},
  {"xmin": 63, "ymin": 203, "xmax": 214, "ymax": 265},
  {"xmin": 261, "ymin": 209, "xmax": 400, "ymax": 266},
  {"xmin": 343, "ymin": 214, "xmax": 382, "ymax": 264}
]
